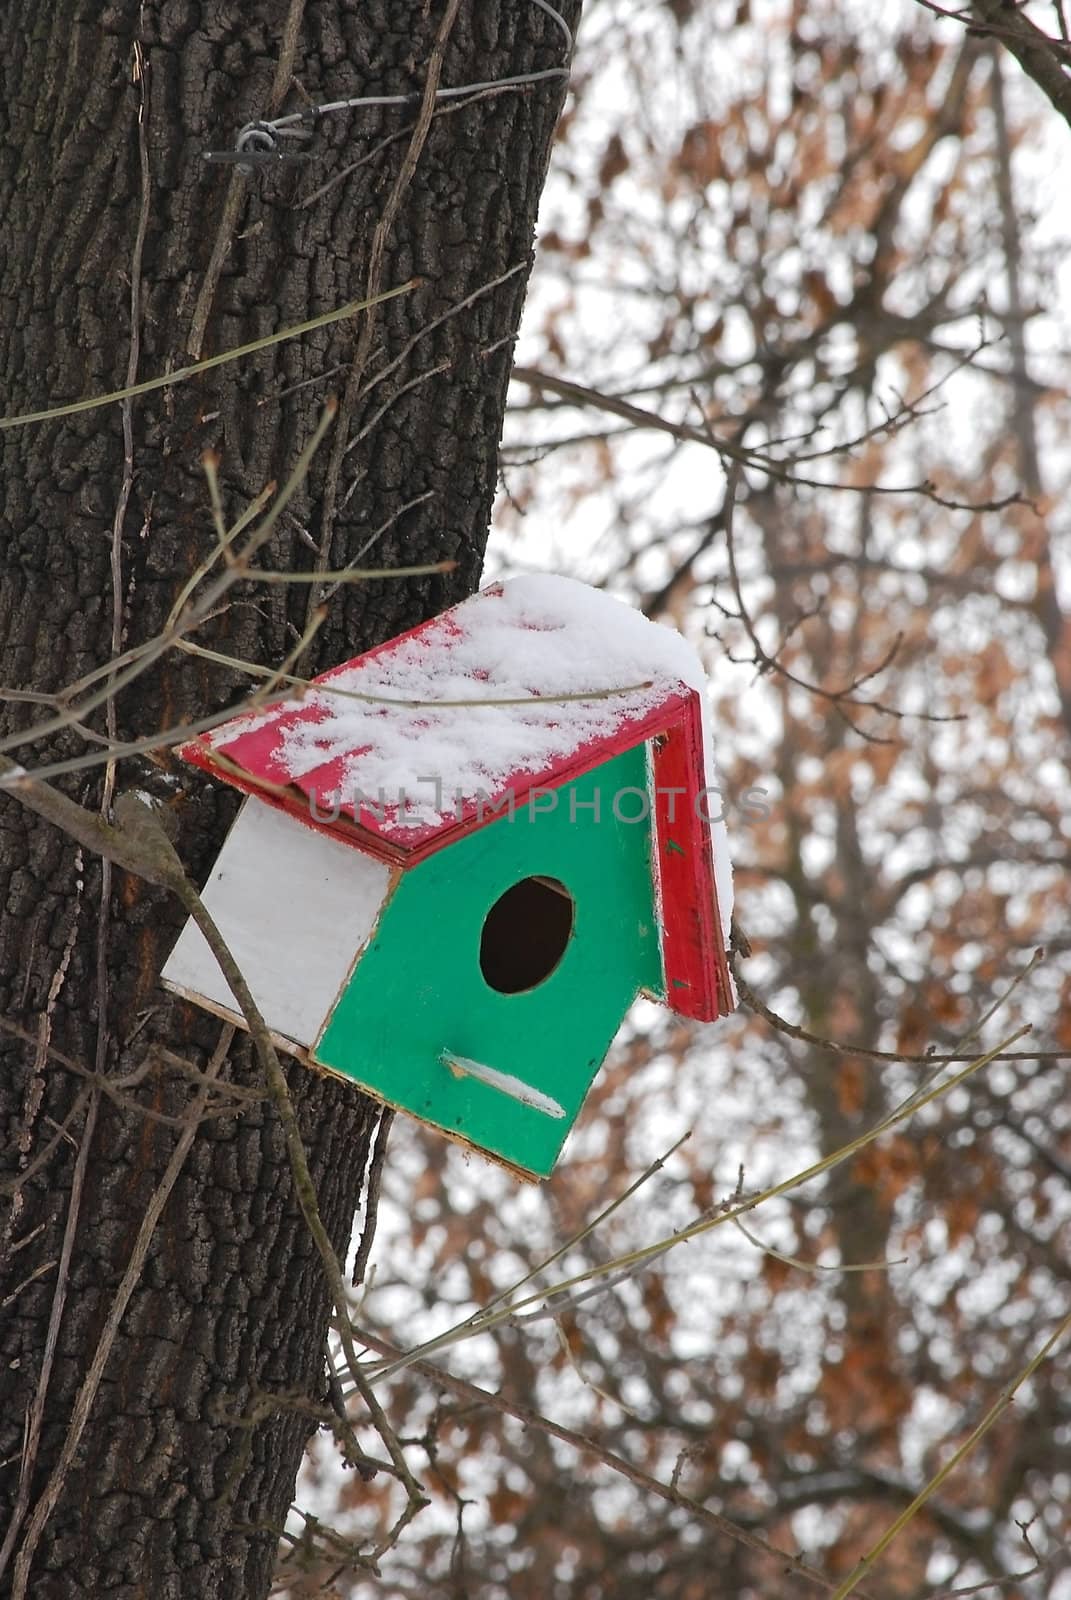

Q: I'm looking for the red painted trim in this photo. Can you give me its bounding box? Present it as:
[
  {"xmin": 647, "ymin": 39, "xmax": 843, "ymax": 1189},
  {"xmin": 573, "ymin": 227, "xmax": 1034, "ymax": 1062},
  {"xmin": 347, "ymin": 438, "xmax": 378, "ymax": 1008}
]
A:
[
  {"xmin": 181, "ymin": 686, "xmax": 698, "ymax": 858},
  {"xmin": 182, "ymin": 692, "xmax": 694, "ymax": 861},
  {"xmin": 650, "ymin": 696, "xmax": 734, "ymax": 1021}
]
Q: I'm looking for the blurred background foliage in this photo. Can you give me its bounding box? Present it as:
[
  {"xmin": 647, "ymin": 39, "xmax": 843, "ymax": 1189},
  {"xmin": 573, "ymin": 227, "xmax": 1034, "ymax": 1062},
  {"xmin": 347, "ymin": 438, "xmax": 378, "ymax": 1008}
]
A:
[{"xmin": 284, "ymin": 2, "xmax": 1071, "ymax": 1595}]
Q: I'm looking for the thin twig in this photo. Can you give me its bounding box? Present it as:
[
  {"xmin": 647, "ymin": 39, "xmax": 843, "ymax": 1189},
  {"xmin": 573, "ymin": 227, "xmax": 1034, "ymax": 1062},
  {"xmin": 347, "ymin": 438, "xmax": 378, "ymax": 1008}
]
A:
[
  {"xmin": 513, "ymin": 362, "xmax": 1029, "ymax": 512},
  {"xmin": 0, "ymin": 401, "xmax": 338, "ymax": 761},
  {"xmin": 720, "ymin": 458, "xmax": 954, "ymax": 738},
  {"xmin": 0, "ymin": 1095, "xmax": 99, "ymax": 1586},
  {"xmin": 8, "ymin": 1028, "xmax": 234, "ymax": 1598},
  {"xmin": 349, "ymin": 1325, "xmax": 879, "ymax": 1599},
  {"xmin": 144, "ymin": 809, "xmax": 426, "ymax": 1513},
  {"xmin": 0, "ymin": 287, "xmax": 415, "ymax": 432},
  {"xmin": 302, "ymin": 0, "xmax": 464, "ymax": 643},
  {"xmin": 829, "ymin": 1309, "xmax": 1071, "ymax": 1600},
  {"xmin": 731, "ymin": 960, "xmax": 1060, "ymax": 1064},
  {"xmin": 364, "ymin": 1029, "xmax": 1026, "ymax": 1381},
  {"xmin": 186, "ymin": 0, "xmax": 310, "ymax": 361}
]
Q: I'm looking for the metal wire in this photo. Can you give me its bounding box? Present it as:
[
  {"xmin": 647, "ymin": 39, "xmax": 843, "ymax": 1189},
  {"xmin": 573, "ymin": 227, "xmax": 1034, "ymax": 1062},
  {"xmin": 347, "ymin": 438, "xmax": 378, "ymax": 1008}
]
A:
[{"xmin": 203, "ymin": 0, "xmax": 574, "ymax": 171}]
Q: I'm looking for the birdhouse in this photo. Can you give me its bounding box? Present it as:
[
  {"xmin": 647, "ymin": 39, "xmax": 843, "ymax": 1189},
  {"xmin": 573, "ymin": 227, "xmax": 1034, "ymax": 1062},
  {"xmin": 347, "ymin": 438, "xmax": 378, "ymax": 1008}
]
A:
[{"xmin": 162, "ymin": 575, "xmax": 735, "ymax": 1178}]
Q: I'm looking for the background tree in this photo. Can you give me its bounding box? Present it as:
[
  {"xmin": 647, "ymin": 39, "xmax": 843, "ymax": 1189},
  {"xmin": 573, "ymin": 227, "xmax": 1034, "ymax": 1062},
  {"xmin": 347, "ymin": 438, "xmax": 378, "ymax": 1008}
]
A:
[
  {"xmin": 949, "ymin": 0, "xmax": 1071, "ymax": 131},
  {"xmin": 0, "ymin": 3, "xmax": 578, "ymax": 1596},
  {"xmin": 283, "ymin": 2, "xmax": 1071, "ymax": 1596}
]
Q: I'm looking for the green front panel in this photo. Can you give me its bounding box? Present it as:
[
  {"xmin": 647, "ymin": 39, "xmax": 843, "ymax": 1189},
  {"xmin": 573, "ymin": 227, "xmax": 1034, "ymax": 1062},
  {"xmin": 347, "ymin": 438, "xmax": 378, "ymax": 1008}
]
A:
[{"xmin": 314, "ymin": 747, "xmax": 663, "ymax": 1177}]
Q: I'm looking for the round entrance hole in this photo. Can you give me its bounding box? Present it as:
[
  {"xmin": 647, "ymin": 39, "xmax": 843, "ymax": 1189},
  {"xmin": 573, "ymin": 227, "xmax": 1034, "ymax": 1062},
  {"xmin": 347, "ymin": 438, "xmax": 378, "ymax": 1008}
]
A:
[{"xmin": 479, "ymin": 876, "xmax": 575, "ymax": 995}]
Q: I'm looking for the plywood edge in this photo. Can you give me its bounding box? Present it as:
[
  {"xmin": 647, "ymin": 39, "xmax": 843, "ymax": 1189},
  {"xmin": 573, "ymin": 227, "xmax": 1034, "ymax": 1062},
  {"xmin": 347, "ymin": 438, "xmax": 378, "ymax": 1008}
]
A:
[
  {"xmin": 303, "ymin": 1052, "xmax": 548, "ymax": 1182},
  {"xmin": 160, "ymin": 975, "xmax": 317, "ymax": 1067}
]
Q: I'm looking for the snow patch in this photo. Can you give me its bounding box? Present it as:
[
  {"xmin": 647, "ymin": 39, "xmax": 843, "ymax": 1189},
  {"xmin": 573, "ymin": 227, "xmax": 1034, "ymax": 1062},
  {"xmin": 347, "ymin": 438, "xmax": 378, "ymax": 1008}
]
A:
[
  {"xmin": 442, "ymin": 1051, "xmax": 568, "ymax": 1119},
  {"xmin": 222, "ymin": 575, "xmax": 697, "ymax": 808}
]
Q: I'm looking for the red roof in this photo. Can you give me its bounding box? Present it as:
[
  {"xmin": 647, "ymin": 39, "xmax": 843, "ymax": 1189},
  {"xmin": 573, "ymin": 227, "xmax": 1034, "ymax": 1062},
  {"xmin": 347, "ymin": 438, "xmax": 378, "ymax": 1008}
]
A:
[{"xmin": 179, "ymin": 578, "xmax": 734, "ymax": 1020}]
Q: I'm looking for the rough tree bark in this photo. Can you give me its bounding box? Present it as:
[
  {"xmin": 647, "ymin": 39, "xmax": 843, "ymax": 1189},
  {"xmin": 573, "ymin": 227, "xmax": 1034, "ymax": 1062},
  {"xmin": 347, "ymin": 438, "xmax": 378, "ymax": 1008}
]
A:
[{"xmin": 0, "ymin": 3, "xmax": 578, "ymax": 1595}]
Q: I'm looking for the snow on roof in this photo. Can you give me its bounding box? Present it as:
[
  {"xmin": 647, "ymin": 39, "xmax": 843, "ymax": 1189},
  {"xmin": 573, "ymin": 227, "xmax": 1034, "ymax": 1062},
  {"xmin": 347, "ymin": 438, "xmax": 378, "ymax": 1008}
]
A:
[
  {"xmin": 214, "ymin": 575, "xmax": 702, "ymax": 804},
  {"xmin": 203, "ymin": 577, "xmax": 691, "ymax": 808},
  {"xmin": 184, "ymin": 575, "xmax": 734, "ymax": 973}
]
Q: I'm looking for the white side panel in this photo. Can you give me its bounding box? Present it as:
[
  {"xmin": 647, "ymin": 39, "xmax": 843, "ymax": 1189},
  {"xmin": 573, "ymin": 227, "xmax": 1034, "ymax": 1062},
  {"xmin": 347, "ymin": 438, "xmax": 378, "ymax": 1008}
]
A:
[{"xmin": 161, "ymin": 798, "xmax": 391, "ymax": 1048}]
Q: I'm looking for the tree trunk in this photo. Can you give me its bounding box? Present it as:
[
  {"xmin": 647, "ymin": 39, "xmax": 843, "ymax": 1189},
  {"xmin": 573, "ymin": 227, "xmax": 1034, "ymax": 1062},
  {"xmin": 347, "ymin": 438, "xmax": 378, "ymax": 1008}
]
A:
[{"xmin": 0, "ymin": 3, "xmax": 577, "ymax": 1594}]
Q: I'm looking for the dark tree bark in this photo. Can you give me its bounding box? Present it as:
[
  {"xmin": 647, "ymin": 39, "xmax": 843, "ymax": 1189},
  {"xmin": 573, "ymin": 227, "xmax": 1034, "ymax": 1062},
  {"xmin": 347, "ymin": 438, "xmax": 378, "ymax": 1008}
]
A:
[
  {"xmin": 0, "ymin": 3, "xmax": 578, "ymax": 1595},
  {"xmin": 966, "ymin": 0, "xmax": 1071, "ymax": 133}
]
